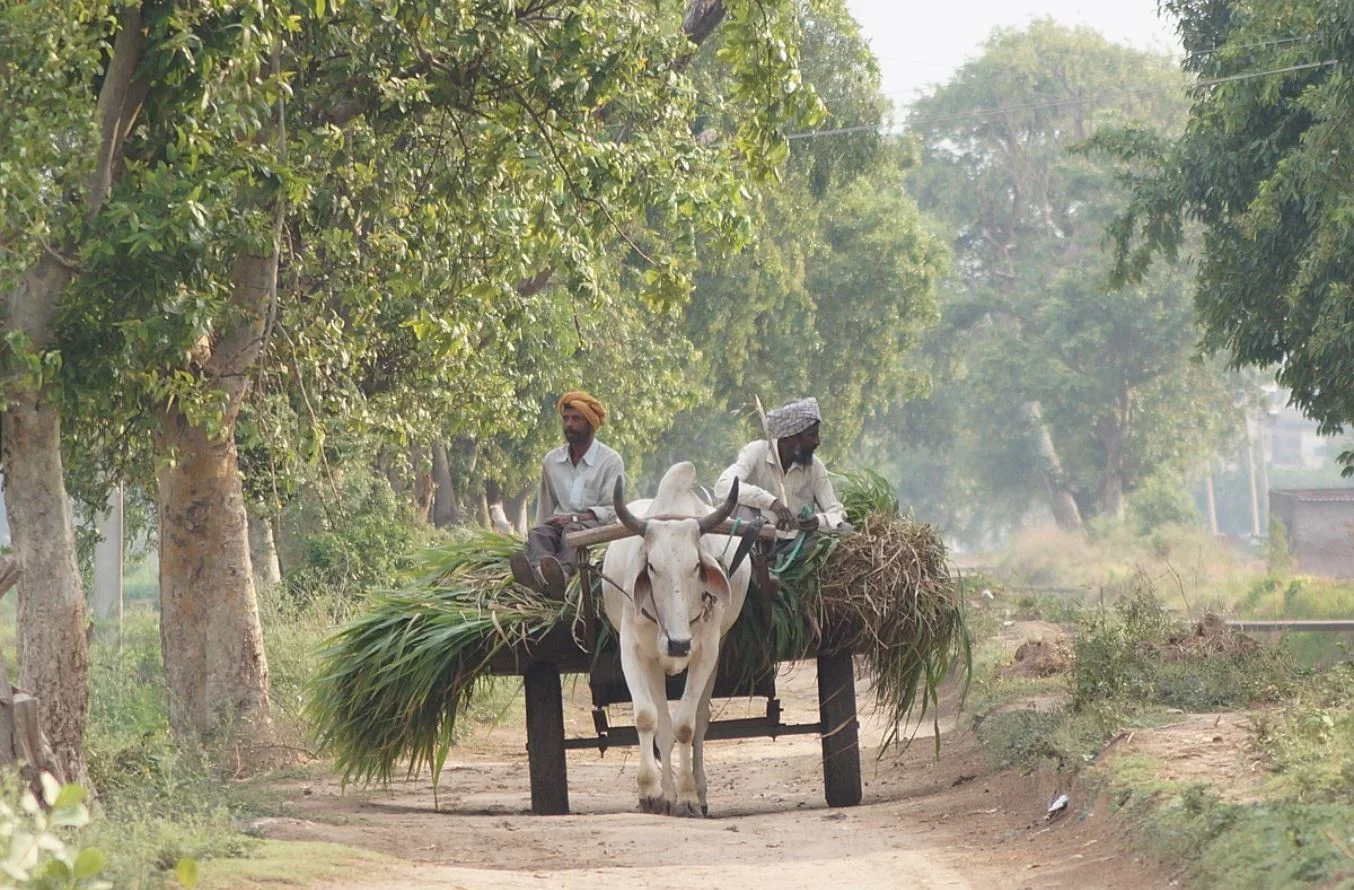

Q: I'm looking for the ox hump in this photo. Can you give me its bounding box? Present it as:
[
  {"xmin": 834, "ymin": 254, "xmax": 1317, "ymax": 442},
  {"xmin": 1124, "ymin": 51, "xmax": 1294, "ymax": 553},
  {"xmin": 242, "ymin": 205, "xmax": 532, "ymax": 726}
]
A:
[{"xmin": 651, "ymin": 461, "xmax": 702, "ymax": 514}]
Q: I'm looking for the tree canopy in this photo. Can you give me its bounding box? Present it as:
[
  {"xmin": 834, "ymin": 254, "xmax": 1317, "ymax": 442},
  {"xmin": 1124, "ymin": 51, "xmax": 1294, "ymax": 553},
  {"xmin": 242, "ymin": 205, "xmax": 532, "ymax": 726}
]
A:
[
  {"xmin": 1097, "ymin": 0, "xmax": 1354, "ymax": 465},
  {"xmin": 872, "ymin": 21, "xmax": 1239, "ymax": 537}
]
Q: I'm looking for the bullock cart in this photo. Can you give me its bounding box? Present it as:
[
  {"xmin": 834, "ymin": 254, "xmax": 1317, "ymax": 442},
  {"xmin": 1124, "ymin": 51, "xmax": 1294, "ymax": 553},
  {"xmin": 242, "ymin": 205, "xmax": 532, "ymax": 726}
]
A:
[
  {"xmin": 489, "ymin": 519, "xmax": 865, "ymax": 816},
  {"xmin": 308, "ymin": 472, "xmax": 966, "ymax": 819}
]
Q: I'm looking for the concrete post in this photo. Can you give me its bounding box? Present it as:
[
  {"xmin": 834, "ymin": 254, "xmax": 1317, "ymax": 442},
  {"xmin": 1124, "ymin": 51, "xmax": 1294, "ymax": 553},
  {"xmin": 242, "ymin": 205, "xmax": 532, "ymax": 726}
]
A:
[{"xmin": 92, "ymin": 485, "xmax": 124, "ymax": 623}]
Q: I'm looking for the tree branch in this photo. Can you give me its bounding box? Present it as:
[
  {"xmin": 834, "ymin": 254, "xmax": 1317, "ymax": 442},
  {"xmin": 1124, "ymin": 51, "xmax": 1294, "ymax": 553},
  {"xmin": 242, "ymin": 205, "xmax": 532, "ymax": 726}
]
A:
[
  {"xmin": 682, "ymin": 0, "xmax": 726, "ymax": 48},
  {"xmin": 515, "ymin": 266, "xmax": 555, "ymax": 297},
  {"xmin": 87, "ymin": 4, "xmax": 148, "ymax": 220}
]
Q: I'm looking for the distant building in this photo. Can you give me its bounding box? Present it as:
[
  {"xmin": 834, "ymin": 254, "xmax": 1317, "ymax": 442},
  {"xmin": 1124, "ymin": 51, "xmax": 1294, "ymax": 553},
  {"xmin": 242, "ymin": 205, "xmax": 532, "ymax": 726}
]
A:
[
  {"xmin": 1270, "ymin": 489, "xmax": 1354, "ymax": 577},
  {"xmin": 1266, "ymin": 399, "xmax": 1331, "ymax": 470}
]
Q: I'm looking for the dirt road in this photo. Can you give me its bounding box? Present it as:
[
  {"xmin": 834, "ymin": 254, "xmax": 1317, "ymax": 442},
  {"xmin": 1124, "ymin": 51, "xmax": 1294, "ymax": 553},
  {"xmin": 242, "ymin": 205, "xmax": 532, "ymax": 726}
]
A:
[{"xmin": 256, "ymin": 662, "xmax": 1173, "ymax": 889}]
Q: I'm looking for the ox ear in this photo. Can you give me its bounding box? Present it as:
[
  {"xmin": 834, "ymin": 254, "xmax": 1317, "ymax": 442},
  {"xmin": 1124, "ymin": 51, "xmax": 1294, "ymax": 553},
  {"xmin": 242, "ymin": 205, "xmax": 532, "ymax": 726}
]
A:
[
  {"xmin": 632, "ymin": 568, "xmax": 653, "ymax": 618},
  {"xmin": 698, "ymin": 554, "xmax": 731, "ymax": 605}
]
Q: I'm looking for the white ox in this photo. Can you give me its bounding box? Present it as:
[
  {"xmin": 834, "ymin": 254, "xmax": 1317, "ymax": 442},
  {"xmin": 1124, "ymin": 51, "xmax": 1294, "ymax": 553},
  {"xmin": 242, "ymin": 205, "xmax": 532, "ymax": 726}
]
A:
[{"xmin": 602, "ymin": 462, "xmax": 750, "ymax": 817}]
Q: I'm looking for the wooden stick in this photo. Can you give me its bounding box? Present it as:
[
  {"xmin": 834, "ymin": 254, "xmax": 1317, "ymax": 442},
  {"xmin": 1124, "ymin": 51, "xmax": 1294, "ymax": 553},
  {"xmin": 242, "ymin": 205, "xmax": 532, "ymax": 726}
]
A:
[
  {"xmin": 566, "ymin": 518, "xmax": 778, "ymax": 548},
  {"xmin": 752, "ymin": 394, "xmax": 790, "ymax": 507}
]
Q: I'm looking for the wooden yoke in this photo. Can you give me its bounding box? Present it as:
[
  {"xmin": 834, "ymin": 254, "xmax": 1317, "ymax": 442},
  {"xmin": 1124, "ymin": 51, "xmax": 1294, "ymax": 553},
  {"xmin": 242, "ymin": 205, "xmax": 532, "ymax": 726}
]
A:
[
  {"xmin": 566, "ymin": 520, "xmax": 781, "ymax": 645},
  {"xmin": 564, "ymin": 517, "xmax": 779, "ymax": 549}
]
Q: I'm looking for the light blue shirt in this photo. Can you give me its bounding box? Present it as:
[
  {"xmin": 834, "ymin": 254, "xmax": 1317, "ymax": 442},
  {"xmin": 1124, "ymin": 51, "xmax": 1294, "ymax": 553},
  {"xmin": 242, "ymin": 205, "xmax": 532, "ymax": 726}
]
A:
[{"xmin": 537, "ymin": 438, "xmax": 625, "ymax": 525}]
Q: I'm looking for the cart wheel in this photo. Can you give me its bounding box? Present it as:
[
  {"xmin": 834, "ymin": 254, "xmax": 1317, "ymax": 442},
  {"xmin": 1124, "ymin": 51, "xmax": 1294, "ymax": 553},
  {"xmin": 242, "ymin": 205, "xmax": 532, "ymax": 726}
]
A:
[
  {"xmin": 525, "ymin": 660, "xmax": 569, "ymax": 815},
  {"xmin": 817, "ymin": 649, "xmax": 862, "ymax": 808}
]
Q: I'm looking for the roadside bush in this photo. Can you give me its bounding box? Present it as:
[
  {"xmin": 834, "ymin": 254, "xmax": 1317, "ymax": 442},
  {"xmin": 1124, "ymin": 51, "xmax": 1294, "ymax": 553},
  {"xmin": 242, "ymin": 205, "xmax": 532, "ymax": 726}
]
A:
[
  {"xmin": 975, "ymin": 707, "xmax": 1108, "ymax": 770},
  {"xmin": 83, "ymin": 612, "xmax": 255, "ymax": 888},
  {"xmin": 0, "ymin": 774, "xmax": 107, "ymax": 889},
  {"xmin": 1073, "ymin": 574, "xmax": 1295, "ymax": 712},
  {"xmin": 1125, "ymin": 470, "xmax": 1201, "ymax": 536},
  {"xmin": 1251, "ymin": 662, "xmax": 1354, "ymax": 804},
  {"xmin": 277, "ymin": 465, "xmax": 439, "ymax": 601}
]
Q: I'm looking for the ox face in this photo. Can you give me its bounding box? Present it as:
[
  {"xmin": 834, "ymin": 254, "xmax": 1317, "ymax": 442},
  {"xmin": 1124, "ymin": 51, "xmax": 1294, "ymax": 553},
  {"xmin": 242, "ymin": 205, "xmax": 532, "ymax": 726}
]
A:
[
  {"xmin": 631, "ymin": 521, "xmax": 732, "ymax": 672},
  {"xmin": 613, "ymin": 476, "xmax": 741, "ymax": 673}
]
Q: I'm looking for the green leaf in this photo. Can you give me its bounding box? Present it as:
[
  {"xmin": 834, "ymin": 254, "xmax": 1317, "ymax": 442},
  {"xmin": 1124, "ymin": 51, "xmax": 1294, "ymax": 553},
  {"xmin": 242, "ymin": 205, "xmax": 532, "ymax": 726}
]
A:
[
  {"xmin": 74, "ymin": 848, "xmax": 106, "ymax": 880},
  {"xmin": 175, "ymin": 857, "xmax": 200, "ymax": 888},
  {"xmin": 52, "ymin": 783, "xmax": 86, "ymax": 811}
]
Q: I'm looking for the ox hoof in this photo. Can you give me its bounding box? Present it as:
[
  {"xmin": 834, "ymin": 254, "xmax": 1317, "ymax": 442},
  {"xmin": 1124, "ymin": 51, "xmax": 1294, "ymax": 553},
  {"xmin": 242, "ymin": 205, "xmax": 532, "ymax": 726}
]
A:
[
  {"xmin": 673, "ymin": 800, "xmax": 705, "ymax": 819},
  {"xmin": 701, "ymin": 803, "xmax": 709, "ymax": 817},
  {"xmin": 639, "ymin": 795, "xmax": 669, "ymax": 815}
]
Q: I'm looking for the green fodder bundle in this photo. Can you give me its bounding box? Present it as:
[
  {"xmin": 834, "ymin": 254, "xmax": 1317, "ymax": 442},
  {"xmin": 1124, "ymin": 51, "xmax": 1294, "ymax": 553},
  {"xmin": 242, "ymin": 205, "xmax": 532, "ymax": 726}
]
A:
[
  {"xmin": 813, "ymin": 509, "xmax": 969, "ymax": 746},
  {"xmin": 724, "ymin": 469, "xmax": 970, "ymax": 747},
  {"xmin": 306, "ymin": 532, "xmax": 566, "ymax": 788}
]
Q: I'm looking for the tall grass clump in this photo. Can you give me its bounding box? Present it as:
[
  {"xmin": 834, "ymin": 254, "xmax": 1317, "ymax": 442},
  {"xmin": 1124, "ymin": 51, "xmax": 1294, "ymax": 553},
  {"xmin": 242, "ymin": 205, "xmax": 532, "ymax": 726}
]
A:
[{"xmin": 82, "ymin": 611, "xmax": 256, "ymax": 888}]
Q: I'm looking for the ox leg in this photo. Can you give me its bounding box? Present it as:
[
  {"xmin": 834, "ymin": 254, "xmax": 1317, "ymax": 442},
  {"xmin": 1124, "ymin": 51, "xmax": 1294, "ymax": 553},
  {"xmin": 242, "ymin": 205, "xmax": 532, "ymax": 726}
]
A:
[
  {"xmin": 670, "ymin": 650, "xmax": 718, "ymax": 818},
  {"xmin": 647, "ymin": 667, "xmax": 677, "ymax": 808},
  {"xmin": 621, "ymin": 643, "xmax": 667, "ymax": 814},
  {"xmin": 693, "ymin": 663, "xmax": 718, "ymax": 816}
]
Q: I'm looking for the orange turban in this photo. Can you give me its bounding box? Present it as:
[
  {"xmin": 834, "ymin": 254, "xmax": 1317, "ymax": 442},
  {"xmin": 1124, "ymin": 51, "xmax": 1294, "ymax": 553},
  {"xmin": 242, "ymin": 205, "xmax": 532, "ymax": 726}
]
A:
[{"xmin": 557, "ymin": 391, "xmax": 606, "ymax": 429}]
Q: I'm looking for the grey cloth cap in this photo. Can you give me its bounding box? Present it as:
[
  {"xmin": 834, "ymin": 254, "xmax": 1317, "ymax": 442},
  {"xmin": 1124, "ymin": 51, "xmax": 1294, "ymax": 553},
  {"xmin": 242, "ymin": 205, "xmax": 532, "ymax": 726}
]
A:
[{"xmin": 766, "ymin": 397, "xmax": 822, "ymax": 439}]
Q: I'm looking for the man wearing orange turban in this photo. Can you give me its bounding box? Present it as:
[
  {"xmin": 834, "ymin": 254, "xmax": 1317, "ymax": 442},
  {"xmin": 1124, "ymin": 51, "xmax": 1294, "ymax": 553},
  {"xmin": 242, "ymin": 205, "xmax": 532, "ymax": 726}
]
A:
[{"xmin": 510, "ymin": 390, "xmax": 626, "ymax": 597}]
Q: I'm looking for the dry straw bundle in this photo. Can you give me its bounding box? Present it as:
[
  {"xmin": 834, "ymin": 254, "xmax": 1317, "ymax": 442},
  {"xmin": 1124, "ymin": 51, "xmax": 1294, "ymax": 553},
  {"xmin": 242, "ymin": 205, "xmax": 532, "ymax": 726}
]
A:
[{"xmin": 309, "ymin": 471, "xmax": 969, "ymax": 786}]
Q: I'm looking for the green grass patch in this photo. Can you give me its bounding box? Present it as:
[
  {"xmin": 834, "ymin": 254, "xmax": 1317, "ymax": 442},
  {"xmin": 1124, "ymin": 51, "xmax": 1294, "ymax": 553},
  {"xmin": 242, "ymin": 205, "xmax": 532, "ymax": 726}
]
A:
[
  {"xmin": 969, "ymin": 572, "xmax": 1354, "ymax": 887},
  {"xmin": 1104, "ymin": 769, "xmax": 1354, "ymax": 888},
  {"xmin": 123, "ymin": 555, "xmax": 159, "ymax": 603},
  {"xmin": 197, "ymin": 840, "xmax": 399, "ymax": 889},
  {"xmin": 79, "ymin": 583, "xmax": 349, "ymax": 887}
]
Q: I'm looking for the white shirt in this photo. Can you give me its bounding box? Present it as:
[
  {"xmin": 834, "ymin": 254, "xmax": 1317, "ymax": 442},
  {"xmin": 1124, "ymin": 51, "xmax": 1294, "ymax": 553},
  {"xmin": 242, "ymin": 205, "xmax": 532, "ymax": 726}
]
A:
[
  {"xmin": 537, "ymin": 438, "xmax": 625, "ymax": 525},
  {"xmin": 714, "ymin": 439, "xmax": 846, "ymax": 537}
]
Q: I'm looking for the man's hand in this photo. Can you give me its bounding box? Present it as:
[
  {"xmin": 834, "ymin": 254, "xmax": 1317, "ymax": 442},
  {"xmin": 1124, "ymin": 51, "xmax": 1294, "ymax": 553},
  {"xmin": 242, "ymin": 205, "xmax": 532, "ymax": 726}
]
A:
[
  {"xmin": 547, "ymin": 510, "xmax": 596, "ymax": 528},
  {"xmin": 797, "ymin": 514, "xmax": 820, "ymax": 533},
  {"xmin": 769, "ymin": 499, "xmax": 796, "ymax": 530}
]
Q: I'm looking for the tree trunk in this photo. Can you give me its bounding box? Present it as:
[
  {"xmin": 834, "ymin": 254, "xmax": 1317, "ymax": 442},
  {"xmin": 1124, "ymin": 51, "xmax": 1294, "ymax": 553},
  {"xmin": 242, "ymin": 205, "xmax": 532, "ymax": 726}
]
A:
[
  {"xmin": 248, "ymin": 507, "xmax": 282, "ymax": 587},
  {"xmin": 431, "ymin": 440, "xmax": 459, "ymax": 527},
  {"xmin": 158, "ymin": 406, "xmax": 271, "ymax": 740},
  {"xmin": 0, "ymin": 5, "xmax": 148, "ymax": 786},
  {"xmin": 92, "ymin": 485, "xmax": 124, "ymax": 622},
  {"xmin": 0, "ymin": 393, "xmax": 89, "ymax": 786},
  {"xmin": 1023, "ymin": 401, "xmax": 1082, "ymax": 530},
  {"xmin": 1096, "ymin": 388, "xmax": 1133, "ymax": 520},
  {"xmin": 1204, "ymin": 467, "xmax": 1219, "ymax": 535},
  {"xmin": 410, "ymin": 442, "xmax": 433, "ymax": 522},
  {"xmin": 504, "ymin": 486, "xmax": 531, "ymax": 534},
  {"xmin": 1256, "ymin": 417, "xmax": 1271, "ymax": 531}
]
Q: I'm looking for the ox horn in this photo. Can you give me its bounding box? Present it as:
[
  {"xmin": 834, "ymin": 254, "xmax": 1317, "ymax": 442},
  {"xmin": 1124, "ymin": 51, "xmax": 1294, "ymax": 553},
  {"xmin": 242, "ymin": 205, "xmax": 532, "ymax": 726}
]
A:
[
  {"xmin": 613, "ymin": 477, "xmax": 649, "ymax": 536},
  {"xmin": 697, "ymin": 478, "xmax": 739, "ymax": 535}
]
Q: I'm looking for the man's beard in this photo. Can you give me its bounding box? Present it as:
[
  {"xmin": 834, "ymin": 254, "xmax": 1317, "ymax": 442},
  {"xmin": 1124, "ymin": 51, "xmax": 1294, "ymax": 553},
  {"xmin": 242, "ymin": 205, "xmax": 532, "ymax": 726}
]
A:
[
  {"xmin": 792, "ymin": 445, "xmax": 816, "ymax": 466},
  {"xmin": 565, "ymin": 429, "xmax": 589, "ymax": 447}
]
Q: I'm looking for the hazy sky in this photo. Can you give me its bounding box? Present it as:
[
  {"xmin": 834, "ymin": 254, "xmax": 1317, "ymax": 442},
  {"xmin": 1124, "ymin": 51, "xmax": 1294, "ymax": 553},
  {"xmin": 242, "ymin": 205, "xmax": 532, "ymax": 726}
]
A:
[{"xmin": 843, "ymin": 0, "xmax": 1181, "ymax": 113}]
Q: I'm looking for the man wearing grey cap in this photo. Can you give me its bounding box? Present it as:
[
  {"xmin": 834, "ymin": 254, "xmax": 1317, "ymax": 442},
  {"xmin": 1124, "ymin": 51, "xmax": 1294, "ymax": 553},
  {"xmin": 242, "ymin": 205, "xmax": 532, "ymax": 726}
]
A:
[{"xmin": 713, "ymin": 396, "xmax": 849, "ymax": 542}]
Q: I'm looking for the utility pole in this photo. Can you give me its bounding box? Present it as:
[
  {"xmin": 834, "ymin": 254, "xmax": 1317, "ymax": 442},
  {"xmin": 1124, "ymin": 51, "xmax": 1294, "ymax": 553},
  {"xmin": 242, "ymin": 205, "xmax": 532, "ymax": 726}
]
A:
[
  {"xmin": 1244, "ymin": 414, "xmax": 1261, "ymax": 538},
  {"xmin": 92, "ymin": 485, "xmax": 124, "ymax": 645}
]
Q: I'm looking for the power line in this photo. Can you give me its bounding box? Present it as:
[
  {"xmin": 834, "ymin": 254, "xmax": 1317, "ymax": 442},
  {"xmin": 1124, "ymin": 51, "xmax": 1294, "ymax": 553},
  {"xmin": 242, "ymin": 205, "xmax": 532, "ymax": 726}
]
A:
[
  {"xmin": 786, "ymin": 59, "xmax": 1337, "ymax": 141},
  {"xmin": 1184, "ymin": 34, "xmax": 1311, "ymax": 58}
]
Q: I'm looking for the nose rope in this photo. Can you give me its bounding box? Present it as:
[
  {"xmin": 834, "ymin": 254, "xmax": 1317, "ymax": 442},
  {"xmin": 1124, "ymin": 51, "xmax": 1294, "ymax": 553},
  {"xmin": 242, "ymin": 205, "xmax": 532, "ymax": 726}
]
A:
[{"xmin": 596, "ymin": 568, "xmax": 714, "ymax": 635}]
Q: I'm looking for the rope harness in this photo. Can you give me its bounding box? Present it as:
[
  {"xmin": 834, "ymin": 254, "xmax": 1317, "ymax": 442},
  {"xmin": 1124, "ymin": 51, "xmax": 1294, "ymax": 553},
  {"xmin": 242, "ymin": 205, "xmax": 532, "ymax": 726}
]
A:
[{"xmin": 596, "ymin": 566, "xmax": 717, "ymax": 638}]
